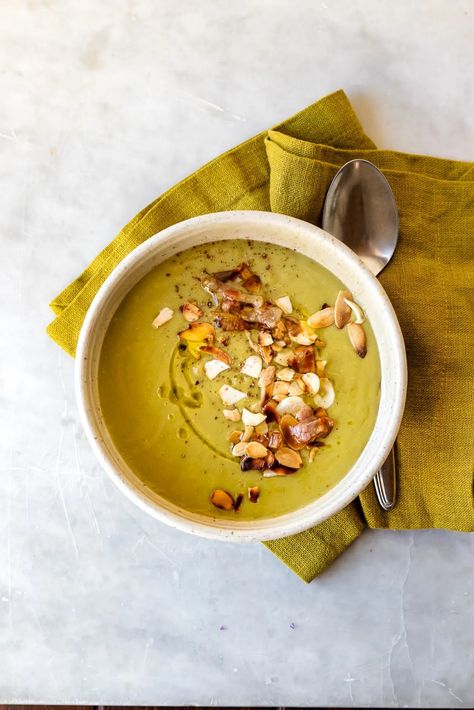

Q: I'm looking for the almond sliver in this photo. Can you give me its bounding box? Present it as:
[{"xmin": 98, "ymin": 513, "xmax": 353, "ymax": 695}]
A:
[{"xmin": 204, "ymin": 359, "xmax": 230, "ymax": 380}]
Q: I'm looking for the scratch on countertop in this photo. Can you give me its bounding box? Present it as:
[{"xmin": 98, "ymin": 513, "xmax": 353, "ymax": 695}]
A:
[
  {"xmin": 388, "ymin": 532, "xmax": 415, "ymax": 704},
  {"xmin": 430, "ymin": 679, "xmax": 464, "ymax": 704},
  {"xmin": 178, "ymin": 89, "xmax": 247, "ymax": 122}
]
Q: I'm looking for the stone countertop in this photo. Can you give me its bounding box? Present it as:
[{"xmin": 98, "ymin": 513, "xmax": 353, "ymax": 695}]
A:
[{"xmin": 1, "ymin": 0, "xmax": 473, "ymax": 706}]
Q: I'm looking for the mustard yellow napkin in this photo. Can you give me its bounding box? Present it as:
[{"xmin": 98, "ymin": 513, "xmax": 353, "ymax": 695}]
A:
[{"xmin": 48, "ymin": 90, "xmax": 474, "ymax": 582}]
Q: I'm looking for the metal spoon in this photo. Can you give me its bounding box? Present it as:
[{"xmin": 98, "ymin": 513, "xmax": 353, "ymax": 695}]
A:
[{"xmin": 322, "ymin": 158, "xmax": 398, "ymax": 511}]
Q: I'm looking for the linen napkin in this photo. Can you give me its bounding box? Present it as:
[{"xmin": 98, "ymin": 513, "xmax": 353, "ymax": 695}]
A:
[{"xmin": 48, "ymin": 90, "xmax": 474, "ymax": 582}]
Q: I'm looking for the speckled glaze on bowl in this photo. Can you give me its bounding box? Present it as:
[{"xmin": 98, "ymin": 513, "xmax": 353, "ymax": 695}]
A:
[{"xmin": 75, "ymin": 211, "xmax": 407, "ymax": 542}]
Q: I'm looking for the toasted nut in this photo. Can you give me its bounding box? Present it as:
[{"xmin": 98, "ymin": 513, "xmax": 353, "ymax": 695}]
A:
[
  {"xmin": 265, "ymin": 450, "xmax": 275, "ymax": 468},
  {"xmin": 204, "ymin": 359, "xmax": 230, "ymax": 380},
  {"xmin": 273, "ymin": 350, "xmax": 293, "ymax": 367},
  {"xmin": 255, "ymin": 421, "xmax": 269, "ymax": 435},
  {"xmin": 258, "ymin": 330, "xmax": 274, "ymax": 346},
  {"xmin": 294, "ymin": 404, "xmax": 314, "ymax": 421},
  {"xmin": 307, "ymin": 306, "xmax": 335, "ymax": 329},
  {"xmin": 262, "ymin": 470, "xmax": 279, "ymax": 478},
  {"xmin": 152, "ymin": 307, "xmax": 174, "ymax": 328},
  {"xmin": 248, "ymin": 486, "xmax": 260, "ymax": 503},
  {"xmin": 271, "ymin": 320, "xmax": 287, "ymax": 340},
  {"xmin": 275, "ymin": 447, "xmax": 303, "ymax": 469},
  {"xmin": 245, "ymin": 441, "xmax": 268, "ymax": 458},
  {"xmin": 268, "ymin": 430, "xmax": 283, "ymax": 451},
  {"xmin": 276, "ymin": 367, "xmax": 295, "ymax": 382},
  {"xmin": 231, "ymin": 441, "xmax": 248, "ymax": 457},
  {"xmin": 289, "ymin": 333, "xmax": 314, "ymax": 346},
  {"xmin": 219, "ymin": 384, "xmax": 247, "ymax": 406},
  {"xmin": 181, "ymin": 301, "xmax": 203, "ymax": 322},
  {"xmin": 249, "ymin": 402, "xmax": 263, "ymax": 413},
  {"xmin": 179, "ymin": 321, "xmax": 215, "ymax": 342},
  {"xmin": 263, "ymin": 399, "xmax": 281, "ymax": 422},
  {"xmin": 259, "ymin": 345, "xmax": 273, "ymax": 365},
  {"xmin": 240, "ymin": 456, "xmax": 266, "ymax": 471},
  {"xmin": 347, "ymin": 322, "xmax": 367, "ymax": 358},
  {"xmin": 272, "ymin": 381, "xmax": 290, "ymax": 396},
  {"xmin": 223, "ymin": 409, "xmax": 241, "ymax": 422},
  {"xmin": 302, "ymin": 372, "xmax": 320, "ymax": 394},
  {"xmin": 308, "ymin": 447, "xmax": 317, "ymax": 463},
  {"xmin": 228, "ymin": 430, "xmax": 243, "ymax": 444},
  {"xmin": 243, "ymin": 274, "xmax": 261, "ymax": 293},
  {"xmin": 314, "ymin": 378, "xmax": 335, "ymax": 409},
  {"xmin": 258, "ymin": 365, "xmax": 276, "ymax": 388},
  {"xmin": 271, "ymin": 343, "xmax": 283, "ymax": 353},
  {"xmin": 275, "ymin": 395, "xmax": 306, "ymax": 417},
  {"xmin": 200, "ymin": 345, "xmax": 232, "ymax": 365},
  {"xmin": 275, "ymin": 296, "xmax": 293, "ymax": 314},
  {"xmin": 280, "ymin": 413, "xmax": 334, "ymax": 450},
  {"xmin": 242, "ymin": 408, "xmax": 266, "ymax": 427},
  {"xmin": 344, "ymin": 298, "xmax": 365, "ymax": 324},
  {"xmin": 273, "ymin": 393, "xmax": 287, "ymax": 402},
  {"xmin": 234, "ymin": 493, "xmax": 244, "ymax": 511},
  {"xmin": 241, "ymin": 355, "xmax": 263, "ymax": 379},
  {"xmin": 211, "ymin": 489, "xmax": 234, "ymax": 510},
  {"xmin": 289, "ymin": 345, "xmax": 316, "ymax": 374},
  {"xmin": 334, "ymin": 289, "xmax": 353, "ymax": 328},
  {"xmin": 288, "ymin": 380, "xmax": 304, "ymax": 396},
  {"xmin": 241, "ymin": 425, "xmax": 255, "ymax": 443}
]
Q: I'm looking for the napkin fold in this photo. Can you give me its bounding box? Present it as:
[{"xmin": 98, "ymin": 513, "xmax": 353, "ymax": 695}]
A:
[{"xmin": 48, "ymin": 90, "xmax": 474, "ymax": 582}]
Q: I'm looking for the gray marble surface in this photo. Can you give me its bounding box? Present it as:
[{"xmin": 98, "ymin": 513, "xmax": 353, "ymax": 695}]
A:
[{"xmin": 1, "ymin": 0, "xmax": 473, "ymax": 706}]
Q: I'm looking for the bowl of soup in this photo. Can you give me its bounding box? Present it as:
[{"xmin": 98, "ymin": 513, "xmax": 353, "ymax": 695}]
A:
[{"xmin": 75, "ymin": 211, "xmax": 406, "ymax": 541}]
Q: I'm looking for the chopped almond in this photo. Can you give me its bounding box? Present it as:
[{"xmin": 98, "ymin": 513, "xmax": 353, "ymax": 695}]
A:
[
  {"xmin": 199, "ymin": 345, "xmax": 232, "ymax": 365},
  {"xmin": 241, "ymin": 355, "xmax": 263, "ymax": 379},
  {"xmin": 241, "ymin": 408, "xmax": 266, "ymax": 427},
  {"xmin": 210, "ymin": 489, "xmax": 234, "ymax": 510},
  {"xmin": 275, "ymin": 296, "xmax": 293, "ymax": 315},
  {"xmin": 181, "ymin": 301, "xmax": 203, "ymax": 322},
  {"xmin": 276, "ymin": 367, "xmax": 295, "ymax": 382},
  {"xmin": 248, "ymin": 486, "xmax": 260, "ymax": 503},
  {"xmin": 219, "ymin": 385, "xmax": 246, "ymax": 406},
  {"xmin": 334, "ymin": 289, "xmax": 353, "ymax": 328},
  {"xmin": 204, "ymin": 359, "xmax": 230, "ymax": 380},
  {"xmin": 223, "ymin": 409, "xmax": 241, "ymax": 422},
  {"xmin": 152, "ymin": 307, "xmax": 174, "ymax": 328}
]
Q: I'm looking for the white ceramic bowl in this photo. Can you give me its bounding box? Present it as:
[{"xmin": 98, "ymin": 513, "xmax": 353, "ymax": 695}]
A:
[{"xmin": 76, "ymin": 211, "xmax": 407, "ymax": 542}]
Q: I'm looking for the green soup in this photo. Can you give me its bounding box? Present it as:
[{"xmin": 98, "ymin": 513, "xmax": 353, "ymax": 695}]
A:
[{"xmin": 98, "ymin": 240, "xmax": 380, "ymax": 520}]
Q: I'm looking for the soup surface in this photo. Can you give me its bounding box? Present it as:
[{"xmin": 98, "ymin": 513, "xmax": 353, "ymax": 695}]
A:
[{"xmin": 99, "ymin": 239, "xmax": 380, "ymax": 520}]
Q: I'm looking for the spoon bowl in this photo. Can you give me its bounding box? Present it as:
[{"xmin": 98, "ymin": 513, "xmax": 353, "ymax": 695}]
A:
[{"xmin": 322, "ymin": 159, "xmax": 399, "ymax": 276}]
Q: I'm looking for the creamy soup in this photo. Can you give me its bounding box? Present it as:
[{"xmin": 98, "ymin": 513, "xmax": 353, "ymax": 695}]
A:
[{"xmin": 98, "ymin": 240, "xmax": 380, "ymax": 520}]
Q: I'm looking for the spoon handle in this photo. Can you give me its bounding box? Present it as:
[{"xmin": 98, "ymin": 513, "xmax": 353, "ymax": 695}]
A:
[{"xmin": 373, "ymin": 448, "xmax": 397, "ymax": 511}]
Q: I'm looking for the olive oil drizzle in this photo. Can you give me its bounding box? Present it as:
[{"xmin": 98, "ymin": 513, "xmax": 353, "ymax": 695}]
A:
[{"xmin": 169, "ymin": 346, "xmax": 233, "ymax": 462}]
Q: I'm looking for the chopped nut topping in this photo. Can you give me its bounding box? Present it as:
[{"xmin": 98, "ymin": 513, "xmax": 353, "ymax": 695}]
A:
[
  {"xmin": 248, "ymin": 486, "xmax": 260, "ymax": 503},
  {"xmin": 241, "ymin": 408, "xmax": 266, "ymax": 427},
  {"xmin": 152, "ymin": 307, "xmax": 174, "ymax": 329},
  {"xmin": 245, "ymin": 441, "xmax": 268, "ymax": 458},
  {"xmin": 199, "ymin": 345, "xmax": 232, "ymax": 365},
  {"xmin": 219, "ymin": 384, "xmax": 247, "ymax": 406},
  {"xmin": 181, "ymin": 301, "xmax": 203, "ymax": 322},
  {"xmin": 275, "ymin": 296, "xmax": 293, "ymax": 314},
  {"xmin": 334, "ymin": 289, "xmax": 353, "ymax": 328},
  {"xmin": 314, "ymin": 378, "xmax": 335, "ymax": 409},
  {"xmin": 276, "ymin": 367, "xmax": 295, "ymax": 382},
  {"xmin": 231, "ymin": 441, "xmax": 248, "ymax": 457},
  {"xmin": 204, "ymin": 359, "xmax": 230, "ymax": 380},
  {"xmin": 347, "ymin": 322, "xmax": 367, "ymax": 358},
  {"xmin": 258, "ymin": 330, "xmax": 274, "ymax": 346},
  {"xmin": 241, "ymin": 425, "xmax": 255, "ymax": 442},
  {"xmin": 307, "ymin": 306, "xmax": 335, "ymax": 329},
  {"xmin": 211, "ymin": 489, "xmax": 235, "ymax": 510},
  {"xmin": 223, "ymin": 408, "xmax": 241, "ymax": 422},
  {"xmin": 275, "ymin": 447, "xmax": 303, "ymax": 469},
  {"xmin": 228, "ymin": 429, "xmax": 242, "ymax": 444},
  {"xmin": 344, "ymin": 298, "xmax": 365, "ymax": 325},
  {"xmin": 241, "ymin": 355, "xmax": 263, "ymax": 379},
  {"xmin": 234, "ymin": 493, "xmax": 244, "ymax": 511}
]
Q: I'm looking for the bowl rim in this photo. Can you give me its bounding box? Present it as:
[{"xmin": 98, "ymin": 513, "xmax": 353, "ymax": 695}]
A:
[{"xmin": 75, "ymin": 210, "xmax": 407, "ymax": 542}]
